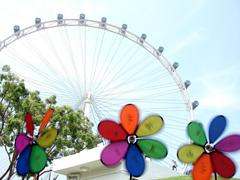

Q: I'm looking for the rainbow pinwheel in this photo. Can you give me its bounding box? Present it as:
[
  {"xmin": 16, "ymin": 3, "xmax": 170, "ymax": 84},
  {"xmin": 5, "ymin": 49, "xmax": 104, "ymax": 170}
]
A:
[
  {"xmin": 15, "ymin": 108, "xmax": 58, "ymax": 177},
  {"xmin": 177, "ymin": 115, "xmax": 240, "ymax": 180},
  {"xmin": 98, "ymin": 104, "xmax": 168, "ymax": 177}
]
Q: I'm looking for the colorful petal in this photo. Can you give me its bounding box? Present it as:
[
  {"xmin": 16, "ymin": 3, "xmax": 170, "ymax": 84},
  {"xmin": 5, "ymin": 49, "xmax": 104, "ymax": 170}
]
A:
[
  {"xmin": 209, "ymin": 115, "xmax": 226, "ymax": 143},
  {"xmin": 137, "ymin": 139, "xmax": 167, "ymax": 159},
  {"xmin": 16, "ymin": 145, "xmax": 31, "ymax": 176},
  {"xmin": 38, "ymin": 108, "xmax": 54, "ymax": 134},
  {"xmin": 15, "ymin": 133, "xmax": 32, "ymax": 154},
  {"xmin": 25, "ymin": 112, "xmax": 34, "ymax": 136},
  {"xmin": 192, "ymin": 154, "xmax": 213, "ymax": 180},
  {"xmin": 211, "ymin": 151, "xmax": 236, "ymax": 178},
  {"xmin": 29, "ymin": 145, "xmax": 48, "ymax": 174},
  {"xmin": 37, "ymin": 128, "xmax": 58, "ymax": 148},
  {"xmin": 215, "ymin": 134, "xmax": 240, "ymax": 152},
  {"xmin": 98, "ymin": 120, "xmax": 127, "ymax": 141},
  {"xmin": 125, "ymin": 144, "xmax": 145, "ymax": 177},
  {"xmin": 120, "ymin": 104, "xmax": 139, "ymax": 134},
  {"xmin": 101, "ymin": 141, "xmax": 128, "ymax": 166},
  {"xmin": 136, "ymin": 115, "xmax": 163, "ymax": 137},
  {"xmin": 187, "ymin": 121, "xmax": 207, "ymax": 146},
  {"xmin": 177, "ymin": 144, "xmax": 204, "ymax": 163}
]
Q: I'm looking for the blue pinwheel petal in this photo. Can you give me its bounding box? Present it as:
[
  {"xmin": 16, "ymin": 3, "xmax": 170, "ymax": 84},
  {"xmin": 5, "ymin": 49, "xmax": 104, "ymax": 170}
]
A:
[
  {"xmin": 16, "ymin": 145, "xmax": 31, "ymax": 176},
  {"xmin": 209, "ymin": 115, "xmax": 227, "ymax": 143},
  {"xmin": 125, "ymin": 144, "xmax": 145, "ymax": 177}
]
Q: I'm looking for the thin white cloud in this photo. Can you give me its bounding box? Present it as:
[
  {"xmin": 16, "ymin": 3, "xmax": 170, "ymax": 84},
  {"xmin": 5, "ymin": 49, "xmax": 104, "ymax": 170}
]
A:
[
  {"xmin": 200, "ymin": 88, "xmax": 239, "ymax": 109},
  {"xmin": 177, "ymin": 0, "xmax": 207, "ymax": 27},
  {"xmin": 169, "ymin": 28, "xmax": 205, "ymax": 56},
  {"xmin": 196, "ymin": 66, "xmax": 240, "ymax": 110}
]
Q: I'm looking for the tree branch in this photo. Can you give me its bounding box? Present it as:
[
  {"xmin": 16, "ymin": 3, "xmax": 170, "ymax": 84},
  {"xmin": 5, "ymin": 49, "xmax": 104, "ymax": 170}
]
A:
[
  {"xmin": 39, "ymin": 169, "xmax": 52, "ymax": 177},
  {"xmin": 0, "ymin": 102, "xmax": 10, "ymax": 133},
  {"xmin": 7, "ymin": 150, "xmax": 18, "ymax": 180},
  {"xmin": 0, "ymin": 93, "xmax": 5, "ymax": 104},
  {"xmin": 0, "ymin": 150, "xmax": 17, "ymax": 179},
  {"xmin": 3, "ymin": 143, "xmax": 11, "ymax": 162}
]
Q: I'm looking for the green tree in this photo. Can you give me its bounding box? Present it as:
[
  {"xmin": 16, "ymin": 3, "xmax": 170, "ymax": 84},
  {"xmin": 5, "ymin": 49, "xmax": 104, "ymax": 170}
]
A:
[{"xmin": 0, "ymin": 65, "xmax": 100, "ymax": 179}]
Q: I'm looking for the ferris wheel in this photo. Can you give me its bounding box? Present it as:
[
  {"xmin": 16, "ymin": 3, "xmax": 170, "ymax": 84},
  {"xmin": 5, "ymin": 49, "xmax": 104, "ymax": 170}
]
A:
[{"xmin": 0, "ymin": 14, "xmax": 199, "ymax": 173}]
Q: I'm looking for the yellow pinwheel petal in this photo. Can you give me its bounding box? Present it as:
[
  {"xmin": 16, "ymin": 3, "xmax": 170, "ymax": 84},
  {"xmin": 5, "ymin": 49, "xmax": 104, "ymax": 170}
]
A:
[
  {"xmin": 37, "ymin": 128, "xmax": 57, "ymax": 148},
  {"xmin": 136, "ymin": 115, "xmax": 163, "ymax": 137},
  {"xmin": 177, "ymin": 144, "xmax": 204, "ymax": 163}
]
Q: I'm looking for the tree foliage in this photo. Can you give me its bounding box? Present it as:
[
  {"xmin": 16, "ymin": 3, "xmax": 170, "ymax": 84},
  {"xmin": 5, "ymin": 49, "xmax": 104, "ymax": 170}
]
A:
[{"xmin": 0, "ymin": 65, "xmax": 100, "ymax": 179}]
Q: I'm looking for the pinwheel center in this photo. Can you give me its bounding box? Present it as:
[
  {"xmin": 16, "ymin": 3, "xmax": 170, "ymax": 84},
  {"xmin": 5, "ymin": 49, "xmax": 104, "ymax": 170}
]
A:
[
  {"xmin": 205, "ymin": 144, "xmax": 214, "ymax": 153},
  {"xmin": 127, "ymin": 135, "xmax": 137, "ymax": 144}
]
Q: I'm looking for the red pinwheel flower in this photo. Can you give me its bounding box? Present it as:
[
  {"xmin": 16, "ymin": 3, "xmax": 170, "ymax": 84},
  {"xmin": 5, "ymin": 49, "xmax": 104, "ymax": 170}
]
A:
[
  {"xmin": 98, "ymin": 104, "xmax": 168, "ymax": 177},
  {"xmin": 177, "ymin": 115, "xmax": 240, "ymax": 180},
  {"xmin": 15, "ymin": 108, "xmax": 57, "ymax": 177}
]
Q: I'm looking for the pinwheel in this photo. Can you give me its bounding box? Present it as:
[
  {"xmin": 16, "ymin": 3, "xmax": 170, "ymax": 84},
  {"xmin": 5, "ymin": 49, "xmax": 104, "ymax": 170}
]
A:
[
  {"xmin": 177, "ymin": 115, "xmax": 240, "ymax": 180},
  {"xmin": 15, "ymin": 108, "xmax": 58, "ymax": 177},
  {"xmin": 98, "ymin": 104, "xmax": 168, "ymax": 179}
]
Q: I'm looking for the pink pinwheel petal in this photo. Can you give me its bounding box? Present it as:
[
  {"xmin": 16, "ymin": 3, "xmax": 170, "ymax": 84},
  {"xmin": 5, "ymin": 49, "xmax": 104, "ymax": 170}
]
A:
[
  {"xmin": 211, "ymin": 151, "xmax": 236, "ymax": 178},
  {"xmin": 15, "ymin": 133, "xmax": 32, "ymax": 154},
  {"xmin": 101, "ymin": 141, "xmax": 128, "ymax": 167},
  {"xmin": 215, "ymin": 135, "xmax": 240, "ymax": 152}
]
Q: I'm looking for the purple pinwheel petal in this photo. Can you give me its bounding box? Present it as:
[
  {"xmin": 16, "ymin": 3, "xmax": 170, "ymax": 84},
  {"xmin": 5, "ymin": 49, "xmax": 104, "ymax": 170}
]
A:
[
  {"xmin": 15, "ymin": 133, "xmax": 32, "ymax": 154},
  {"xmin": 209, "ymin": 115, "xmax": 227, "ymax": 143},
  {"xmin": 215, "ymin": 135, "xmax": 240, "ymax": 152},
  {"xmin": 101, "ymin": 141, "xmax": 128, "ymax": 167}
]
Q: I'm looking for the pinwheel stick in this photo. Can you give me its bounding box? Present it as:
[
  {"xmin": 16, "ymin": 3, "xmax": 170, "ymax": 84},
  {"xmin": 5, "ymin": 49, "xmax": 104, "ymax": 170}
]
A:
[
  {"xmin": 214, "ymin": 172, "xmax": 217, "ymax": 180},
  {"xmin": 130, "ymin": 175, "xmax": 132, "ymax": 180}
]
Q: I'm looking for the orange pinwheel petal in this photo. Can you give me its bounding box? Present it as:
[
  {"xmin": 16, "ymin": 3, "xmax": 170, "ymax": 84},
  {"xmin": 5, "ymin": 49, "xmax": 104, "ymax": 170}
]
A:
[
  {"xmin": 120, "ymin": 104, "xmax": 139, "ymax": 134},
  {"xmin": 39, "ymin": 108, "xmax": 54, "ymax": 134},
  {"xmin": 192, "ymin": 154, "xmax": 213, "ymax": 180}
]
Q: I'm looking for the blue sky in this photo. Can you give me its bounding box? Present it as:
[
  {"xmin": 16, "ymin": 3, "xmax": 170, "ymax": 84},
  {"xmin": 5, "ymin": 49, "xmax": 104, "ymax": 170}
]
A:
[{"xmin": 0, "ymin": 0, "xmax": 240, "ymax": 178}]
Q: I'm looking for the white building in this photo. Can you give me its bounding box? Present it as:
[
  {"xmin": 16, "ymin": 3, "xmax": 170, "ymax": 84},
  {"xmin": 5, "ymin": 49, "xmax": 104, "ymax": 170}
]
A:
[{"xmin": 53, "ymin": 145, "xmax": 179, "ymax": 180}]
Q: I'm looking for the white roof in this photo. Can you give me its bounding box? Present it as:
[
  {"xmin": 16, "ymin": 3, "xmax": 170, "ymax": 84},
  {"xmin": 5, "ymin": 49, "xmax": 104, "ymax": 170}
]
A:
[{"xmin": 53, "ymin": 145, "xmax": 179, "ymax": 179}]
